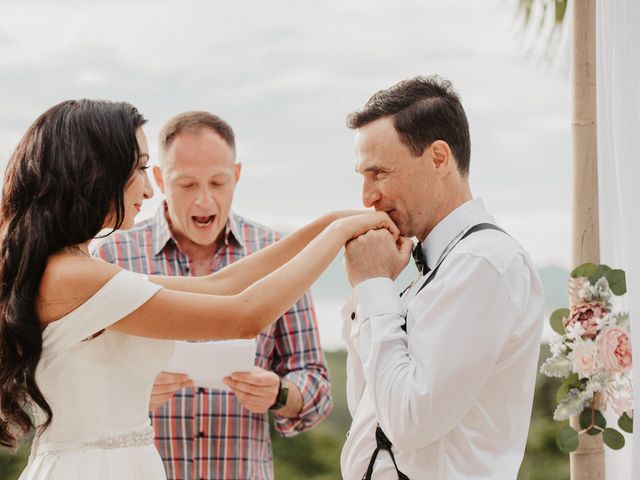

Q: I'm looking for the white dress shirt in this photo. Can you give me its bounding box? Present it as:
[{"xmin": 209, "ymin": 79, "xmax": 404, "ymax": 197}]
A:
[{"xmin": 340, "ymin": 198, "xmax": 544, "ymax": 480}]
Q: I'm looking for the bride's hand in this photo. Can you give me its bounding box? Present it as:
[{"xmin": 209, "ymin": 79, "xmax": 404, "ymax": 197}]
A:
[{"xmin": 332, "ymin": 211, "xmax": 399, "ymax": 242}]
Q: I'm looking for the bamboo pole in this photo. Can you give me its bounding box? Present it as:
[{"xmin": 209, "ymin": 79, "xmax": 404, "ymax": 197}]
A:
[{"xmin": 570, "ymin": 0, "xmax": 604, "ymax": 478}]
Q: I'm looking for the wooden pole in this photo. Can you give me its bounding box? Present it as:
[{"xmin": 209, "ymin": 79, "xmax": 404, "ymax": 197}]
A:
[{"xmin": 570, "ymin": 0, "xmax": 604, "ymax": 478}]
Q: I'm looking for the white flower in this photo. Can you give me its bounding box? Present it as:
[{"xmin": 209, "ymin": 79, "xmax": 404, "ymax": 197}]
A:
[
  {"xmin": 549, "ymin": 335, "xmax": 566, "ymax": 356},
  {"xmin": 603, "ymin": 374, "xmax": 634, "ymax": 416},
  {"xmin": 569, "ymin": 339, "xmax": 599, "ymax": 378},
  {"xmin": 584, "ymin": 373, "xmax": 606, "ymax": 395},
  {"xmin": 566, "ymin": 321, "xmax": 586, "ymax": 341},
  {"xmin": 577, "ymin": 277, "xmax": 612, "ymax": 303},
  {"xmin": 554, "ymin": 389, "xmax": 590, "ymax": 421},
  {"xmin": 593, "ymin": 277, "xmax": 612, "ymax": 302},
  {"xmin": 615, "ymin": 312, "xmax": 630, "ymax": 330},
  {"xmin": 596, "ymin": 313, "xmax": 615, "ymax": 330},
  {"xmin": 578, "ymin": 278, "xmax": 596, "ymax": 302}
]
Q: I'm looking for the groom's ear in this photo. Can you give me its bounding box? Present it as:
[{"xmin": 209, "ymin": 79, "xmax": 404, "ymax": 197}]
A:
[{"xmin": 429, "ymin": 140, "xmax": 453, "ymax": 176}]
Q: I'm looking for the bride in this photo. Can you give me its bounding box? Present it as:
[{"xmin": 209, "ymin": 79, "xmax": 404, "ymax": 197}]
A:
[{"xmin": 0, "ymin": 99, "xmax": 398, "ymax": 480}]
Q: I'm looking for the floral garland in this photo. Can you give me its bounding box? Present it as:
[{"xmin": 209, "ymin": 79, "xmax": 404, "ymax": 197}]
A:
[{"xmin": 540, "ymin": 263, "xmax": 633, "ymax": 453}]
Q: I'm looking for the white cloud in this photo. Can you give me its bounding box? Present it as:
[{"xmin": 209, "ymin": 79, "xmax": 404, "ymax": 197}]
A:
[{"xmin": 0, "ymin": 0, "xmax": 572, "ymax": 269}]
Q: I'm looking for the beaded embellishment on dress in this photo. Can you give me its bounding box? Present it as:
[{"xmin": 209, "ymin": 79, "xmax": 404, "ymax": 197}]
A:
[{"xmin": 80, "ymin": 425, "xmax": 155, "ymax": 449}]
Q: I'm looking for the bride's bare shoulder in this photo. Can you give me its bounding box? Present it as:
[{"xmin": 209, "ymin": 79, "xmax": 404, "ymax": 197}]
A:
[{"xmin": 38, "ymin": 252, "xmax": 122, "ymax": 325}]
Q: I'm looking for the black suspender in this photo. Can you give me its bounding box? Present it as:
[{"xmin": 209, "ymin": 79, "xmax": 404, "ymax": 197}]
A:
[
  {"xmin": 413, "ymin": 223, "xmax": 507, "ymax": 298},
  {"xmin": 362, "ymin": 426, "xmax": 410, "ymax": 480},
  {"xmin": 398, "ymin": 223, "xmax": 508, "ymax": 333},
  {"xmin": 362, "ymin": 223, "xmax": 508, "ymax": 480}
]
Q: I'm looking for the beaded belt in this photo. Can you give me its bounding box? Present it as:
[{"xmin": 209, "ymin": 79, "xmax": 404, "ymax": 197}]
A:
[{"xmin": 33, "ymin": 425, "xmax": 155, "ymax": 455}]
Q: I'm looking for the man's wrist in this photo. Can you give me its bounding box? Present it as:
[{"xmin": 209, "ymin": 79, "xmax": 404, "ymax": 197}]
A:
[{"xmin": 269, "ymin": 377, "xmax": 289, "ymax": 411}]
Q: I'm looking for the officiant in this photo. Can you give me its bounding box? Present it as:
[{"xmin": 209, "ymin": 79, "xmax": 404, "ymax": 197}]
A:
[{"xmin": 93, "ymin": 111, "xmax": 332, "ymax": 480}]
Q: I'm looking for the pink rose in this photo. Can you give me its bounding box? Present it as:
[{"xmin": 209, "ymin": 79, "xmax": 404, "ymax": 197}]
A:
[
  {"xmin": 564, "ymin": 302, "xmax": 607, "ymax": 339},
  {"xmin": 570, "ymin": 340, "xmax": 598, "ymax": 378},
  {"xmin": 597, "ymin": 326, "xmax": 632, "ymax": 374}
]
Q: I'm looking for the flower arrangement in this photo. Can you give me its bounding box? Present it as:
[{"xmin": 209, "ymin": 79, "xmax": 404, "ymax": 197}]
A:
[{"xmin": 540, "ymin": 263, "xmax": 633, "ymax": 453}]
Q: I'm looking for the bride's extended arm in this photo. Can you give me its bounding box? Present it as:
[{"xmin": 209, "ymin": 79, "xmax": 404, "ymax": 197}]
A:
[
  {"xmin": 151, "ymin": 211, "xmax": 356, "ymax": 295},
  {"xmin": 108, "ymin": 212, "xmax": 397, "ymax": 340}
]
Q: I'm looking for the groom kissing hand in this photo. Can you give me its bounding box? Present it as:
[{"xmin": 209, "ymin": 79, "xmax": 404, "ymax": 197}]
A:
[
  {"xmin": 339, "ymin": 76, "xmax": 544, "ymax": 480},
  {"xmin": 344, "ymin": 229, "xmax": 413, "ymax": 287}
]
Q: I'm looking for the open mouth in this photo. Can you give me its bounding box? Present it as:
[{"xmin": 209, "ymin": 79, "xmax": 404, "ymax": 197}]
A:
[{"xmin": 192, "ymin": 215, "xmax": 215, "ymax": 229}]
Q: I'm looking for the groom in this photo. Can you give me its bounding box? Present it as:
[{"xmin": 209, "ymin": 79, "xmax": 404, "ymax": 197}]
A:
[{"xmin": 340, "ymin": 76, "xmax": 544, "ymax": 479}]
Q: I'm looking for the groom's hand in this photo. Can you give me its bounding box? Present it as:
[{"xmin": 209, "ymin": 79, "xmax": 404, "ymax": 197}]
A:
[
  {"xmin": 149, "ymin": 372, "xmax": 194, "ymax": 412},
  {"xmin": 345, "ymin": 229, "xmax": 413, "ymax": 286}
]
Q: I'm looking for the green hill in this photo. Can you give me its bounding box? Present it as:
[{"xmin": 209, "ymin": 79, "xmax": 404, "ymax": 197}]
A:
[{"xmin": 312, "ymin": 256, "xmax": 569, "ymax": 314}]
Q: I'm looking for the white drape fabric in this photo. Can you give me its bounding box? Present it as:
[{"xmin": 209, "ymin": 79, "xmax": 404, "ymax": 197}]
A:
[{"xmin": 596, "ymin": 1, "xmax": 640, "ymax": 478}]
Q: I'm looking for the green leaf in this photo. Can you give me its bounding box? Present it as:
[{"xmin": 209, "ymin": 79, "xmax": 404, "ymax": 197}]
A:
[
  {"xmin": 571, "ymin": 263, "xmax": 598, "ymax": 279},
  {"xmin": 564, "ymin": 373, "xmax": 581, "ymax": 388},
  {"xmin": 550, "ymin": 308, "xmax": 569, "ymax": 335},
  {"xmin": 579, "ymin": 409, "xmax": 592, "ymax": 430},
  {"xmin": 618, "ymin": 412, "xmax": 633, "ymax": 433},
  {"xmin": 603, "ymin": 428, "xmax": 625, "ymax": 450},
  {"xmin": 594, "ymin": 410, "xmax": 607, "ymax": 429},
  {"xmin": 606, "ymin": 269, "xmax": 627, "ymax": 296},
  {"xmin": 580, "ymin": 409, "xmax": 606, "ymax": 434},
  {"xmin": 556, "ymin": 425, "xmax": 579, "ymax": 453},
  {"xmin": 590, "ymin": 264, "xmax": 612, "ymax": 283},
  {"xmin": 556, "ymin": 383, "xmax": 570, "ymax": 403}
]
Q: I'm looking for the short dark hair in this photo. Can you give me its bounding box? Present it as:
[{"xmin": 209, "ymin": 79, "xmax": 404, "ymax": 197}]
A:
[
  {"xmin": 159, "ymin": 111, "xmax": 235, "ymax": 157},
  {"xmin": 347, "ymin": 75, "xmax": 471, "ymax": 176}
]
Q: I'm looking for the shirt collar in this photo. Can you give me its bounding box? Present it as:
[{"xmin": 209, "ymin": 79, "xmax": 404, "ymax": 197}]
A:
[
  {"xmin": 151, "ymin": 201, "xmax": 244, "ymax": 256},
  {"xmin": 151, "ymin": 203, "xmax": 173, "ymax": 256},
  {"xmin": 422, "ymin": 198, "xmax": 494, "ymax": 270},
  {"xmin": 225, "ymin": 211, "xmax": 245, "ymax": 251}
]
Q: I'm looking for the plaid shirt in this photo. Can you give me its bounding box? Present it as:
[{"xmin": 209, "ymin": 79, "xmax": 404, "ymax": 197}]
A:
[{"xmin": 93, "ymin": 204, "xmax": 332, "ymax": 480}]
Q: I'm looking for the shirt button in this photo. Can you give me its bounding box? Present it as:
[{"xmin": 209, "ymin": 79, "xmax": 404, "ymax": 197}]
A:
[
  {"xmin": 350, "ymin": 312, "xmax": 356, "ymax": 320},
  {"xmin": 198, "ymin": 387, "xmax": 206, "ymax": 394},
  {"xmin": 198, "ymin": 431, "xmax": 205, "ymax": 438}
]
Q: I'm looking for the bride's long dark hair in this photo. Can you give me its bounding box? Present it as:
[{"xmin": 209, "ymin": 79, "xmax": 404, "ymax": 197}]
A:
[{"xmin": 0, "ymin": 99, "xmax": 146, "ymax": 448}]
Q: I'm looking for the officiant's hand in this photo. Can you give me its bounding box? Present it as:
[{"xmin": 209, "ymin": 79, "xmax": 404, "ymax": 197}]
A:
[
  {"xmin": 223, "ymin": 367, "xmax": 280, "ymax": 413},
  {"xmin": 344, "ymin": 229, "xmax": 413, "ymax": 286},
  {"xmin": 149, "ymin": 372, "xmax": 194, "ymax": 412}
]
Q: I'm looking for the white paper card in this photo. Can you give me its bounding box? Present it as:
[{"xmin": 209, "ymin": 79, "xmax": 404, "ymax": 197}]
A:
[{"xmin": 165, "ymin": 339, "xmax": 256, "ymax": 390}]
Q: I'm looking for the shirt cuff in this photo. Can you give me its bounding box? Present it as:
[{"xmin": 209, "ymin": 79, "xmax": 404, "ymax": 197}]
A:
[
  {"xmin": 272, "ymin": 370, "xmax": 333, "ymax": 437},
  {"xmin": 353, "ymin": 277, "xmax": 403, "ymax": 321}
]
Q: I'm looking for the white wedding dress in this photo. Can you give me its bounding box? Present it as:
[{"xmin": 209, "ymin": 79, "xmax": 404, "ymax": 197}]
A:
[{"xmin": 19, "ymin": 270, "xmax": 174, "ymax": 480}]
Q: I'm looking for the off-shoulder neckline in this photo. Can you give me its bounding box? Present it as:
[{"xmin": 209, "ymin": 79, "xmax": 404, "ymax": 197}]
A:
[{"xmin": 41, "ymin": 270, "xmax": 130, "ymax": 333}]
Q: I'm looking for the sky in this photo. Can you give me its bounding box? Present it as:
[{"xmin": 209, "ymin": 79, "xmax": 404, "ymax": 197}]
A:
[
  {"xmin": 0, "ymin": 0, "xmax": 573, "ymax": 346},
  {"xmin": 0, "ymin": 0, "xmax": 572, "ymax": 264}
]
